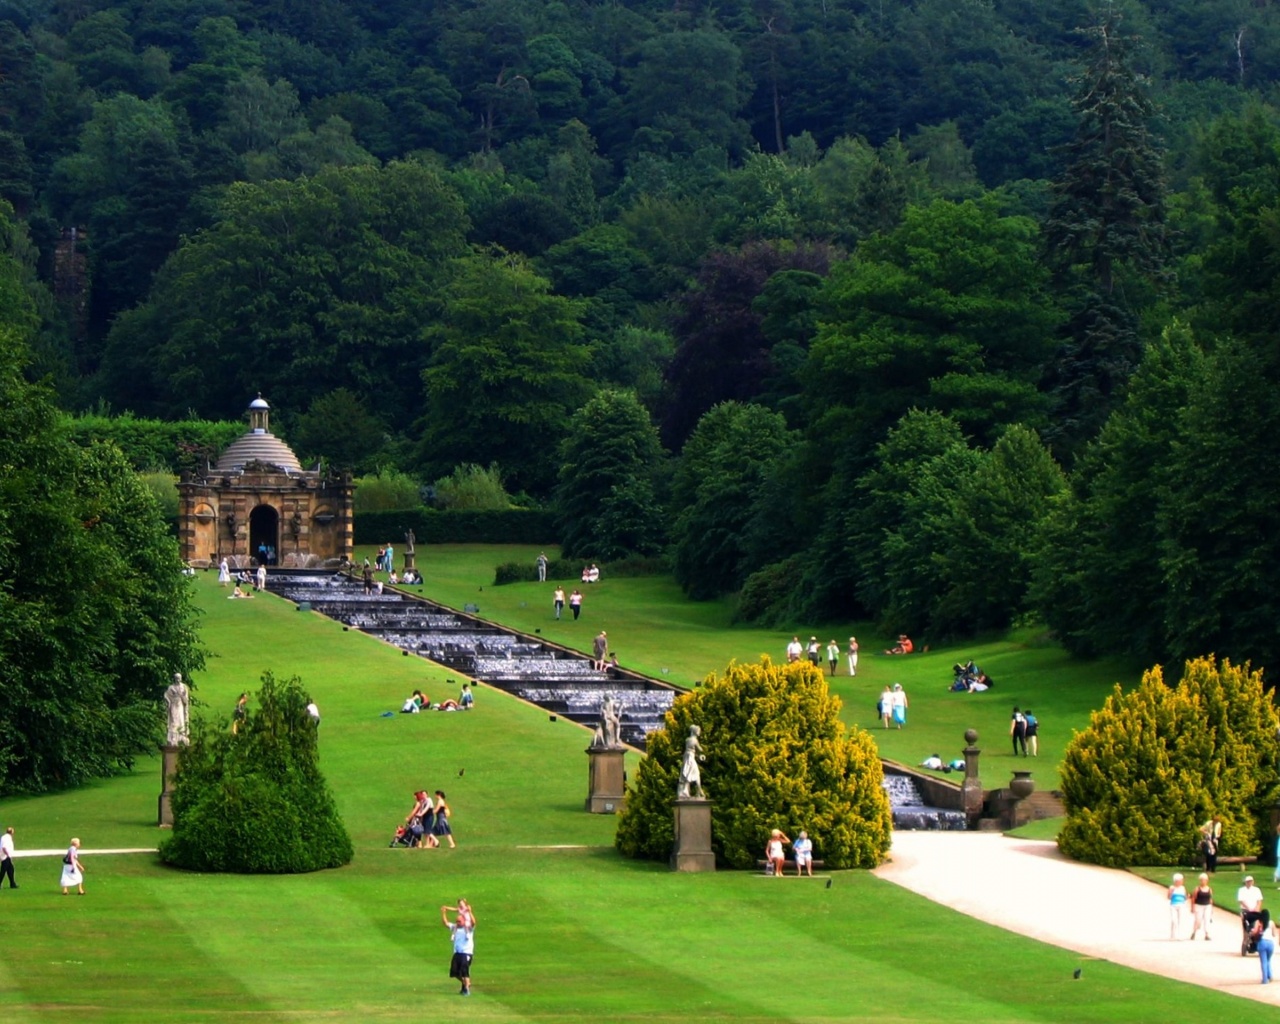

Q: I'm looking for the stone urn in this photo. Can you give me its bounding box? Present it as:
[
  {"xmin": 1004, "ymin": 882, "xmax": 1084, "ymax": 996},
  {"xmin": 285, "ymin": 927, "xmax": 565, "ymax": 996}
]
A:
[{"xmin": 1009, "ymin": 770, "xmax": 1035, "ymax": 801}]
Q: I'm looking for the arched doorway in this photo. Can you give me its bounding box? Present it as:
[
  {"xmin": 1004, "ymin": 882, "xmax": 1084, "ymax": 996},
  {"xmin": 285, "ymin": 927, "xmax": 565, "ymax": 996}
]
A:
[{"xmin": 249, "ymin": 504, "xmax": 279, "ymax": 565}]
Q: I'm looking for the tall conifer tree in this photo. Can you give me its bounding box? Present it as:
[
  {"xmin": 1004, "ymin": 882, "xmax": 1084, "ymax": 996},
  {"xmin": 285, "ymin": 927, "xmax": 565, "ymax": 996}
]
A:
[{"xmin": 1044, "ymin": 10, "xmax": 1169, "ymax": 459}]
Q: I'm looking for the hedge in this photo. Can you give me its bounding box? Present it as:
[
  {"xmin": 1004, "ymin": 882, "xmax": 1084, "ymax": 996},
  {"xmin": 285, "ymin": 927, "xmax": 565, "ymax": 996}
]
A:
[
  {"xmin": 494, "ymin": 554, "xmax": 669, "ymax": 585},
  {"xmin": 354, "ymin": 508, "xmax": 557, "ymax": 546},
  {"xmin": 64, "ymin": 413, "xmax": 243, "ymax": 473}
]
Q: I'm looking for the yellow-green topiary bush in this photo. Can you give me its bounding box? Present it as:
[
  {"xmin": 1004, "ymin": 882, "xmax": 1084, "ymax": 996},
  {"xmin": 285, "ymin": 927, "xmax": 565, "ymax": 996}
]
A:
[
  {"xmin": 615, "ymin": 657, "xmax": 892, "ymax": 869},
  {"xmin": 1059, "ymin": 656, "xmax": 1280, "ymax": 867}
]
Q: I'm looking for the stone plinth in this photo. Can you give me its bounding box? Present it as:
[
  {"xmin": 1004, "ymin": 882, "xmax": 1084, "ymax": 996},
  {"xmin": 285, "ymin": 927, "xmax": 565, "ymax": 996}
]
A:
[
  {"xmin": 585, "ymin": 746, "xmax": 626, "ymax": 813},
  {"xmin": 158, "ymin": 744, "xmax": 181, "ymax": 827},
  {"xmin": 670, "ymin": 797, "xmax": 715, "ymax": 872}
]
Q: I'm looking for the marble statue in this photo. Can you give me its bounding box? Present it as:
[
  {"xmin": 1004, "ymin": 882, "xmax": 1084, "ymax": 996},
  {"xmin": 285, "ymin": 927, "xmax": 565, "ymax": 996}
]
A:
[
  {"xmin": 593, "ymin": 692, "xmax": 623, "ymax": 749},
  {"xmin": 164, "ymin": 673, "xmax": 190, "ymax": 746},
  {"xmin": 677, "ymin": 725, "xmax": 705, "ymax": 799}
]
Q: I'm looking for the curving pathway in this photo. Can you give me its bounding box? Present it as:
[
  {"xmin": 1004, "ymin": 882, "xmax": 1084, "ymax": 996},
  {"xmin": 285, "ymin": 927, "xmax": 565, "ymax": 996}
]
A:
[
  {"xmin": 874, "ymin": 831, "xmax": 1280, "ymax": 1006},
  {"xmin": 12, "ymin": 848, "xmax": 156, "ymax": 858}
]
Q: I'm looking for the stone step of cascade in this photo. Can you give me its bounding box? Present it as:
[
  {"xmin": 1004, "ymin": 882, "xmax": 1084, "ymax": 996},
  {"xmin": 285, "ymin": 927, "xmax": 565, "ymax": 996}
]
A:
[
  {"xmin": 265, "ymin": 569, "xmax": 680, "ymax": 749},
  {"xmin": 1021, "ymin": 789, "xmax": 1065, "ymax": 819},
  {"xmin": 881, "ymin": 772, "xmax": 969, "ymax": 832}
]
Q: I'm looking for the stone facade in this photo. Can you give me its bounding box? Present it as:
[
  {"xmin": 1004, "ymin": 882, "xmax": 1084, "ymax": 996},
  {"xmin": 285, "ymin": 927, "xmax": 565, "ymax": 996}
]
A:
[{"xmin": 177, "ymin": 397, "xmax": 353, "ymax": 567}]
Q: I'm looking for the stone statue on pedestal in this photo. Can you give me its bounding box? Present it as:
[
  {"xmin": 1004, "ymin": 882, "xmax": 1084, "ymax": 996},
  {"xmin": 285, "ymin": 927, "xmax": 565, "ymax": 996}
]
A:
[
  {"xmin": 591, "ymin": 693, "xmax": 624, "ymax": 749},
  {"xmin": 164, "ymin": 673, "xmax": 190, "ymax": 746},
  {"xmin": 677, "ymin": 725, "xmax": 705, "ymax": 799}
]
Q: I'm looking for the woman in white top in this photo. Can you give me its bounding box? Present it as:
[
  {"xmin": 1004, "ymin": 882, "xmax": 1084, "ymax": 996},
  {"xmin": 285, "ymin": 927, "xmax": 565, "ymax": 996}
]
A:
[
  {"xmin": 765, "ymin": 829, "xmax": 789, "ymax": 877},
  {"xmin": 217, "ymin": 558, "xmax": 230, "ymax": 585},
  {"xmin": 60, "ymin": 838, "xmax": 84, "ymax": 895}
]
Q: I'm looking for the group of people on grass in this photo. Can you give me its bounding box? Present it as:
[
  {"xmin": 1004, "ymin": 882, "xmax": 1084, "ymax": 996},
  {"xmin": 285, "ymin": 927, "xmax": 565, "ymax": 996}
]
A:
[
  {"xmin": 552, "ymin": 586, "xmax": 585, "ymax": 620},
  {"xmin": 878, "ymin": 684, "xmax": 909, "ymax": 729},
  {"xmin": 949, "ymin": 660, "xmax": 992, "ymax": 692},
  {"xmin": 402, "ymin": 789, "xmax": 457, "ymax": 849},
  {"xmin": 785, "ymin": 636, "xmax": 860, "ymax": 677},
  {"xmin": 401, "ymin": 685, "xmax": 474, "ymax": 713},
  {"xmin": 1009, "ymin": 707, "xmax": 1039, "ymax": 756}
]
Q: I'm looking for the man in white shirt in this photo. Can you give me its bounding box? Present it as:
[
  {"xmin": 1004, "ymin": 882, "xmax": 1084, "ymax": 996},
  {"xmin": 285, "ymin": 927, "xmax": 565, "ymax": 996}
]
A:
[
  {"xmin": 0, "ymin": 826, "xmax": 15, "ymax": 888},
  {"xmin": 786, "ymin": 637, "xmax": 802, "ymax": 663},
  {"xmin": 792, "ymin": 830, "xmax": 814, "ymax": 877},
  {"xmin": 443, "ymin": 900, "xmax": 476, "ymax": 996},
  {"xmin": 1239, "ymin": 875, "xmax": 1265, "ymax": 932}
]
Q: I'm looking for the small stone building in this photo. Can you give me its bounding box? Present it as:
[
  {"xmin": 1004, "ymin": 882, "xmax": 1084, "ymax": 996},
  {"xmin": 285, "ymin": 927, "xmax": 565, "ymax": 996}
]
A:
[{"xmin": 177, "ymin": 397, "xmax": 353, "ymax": 568}]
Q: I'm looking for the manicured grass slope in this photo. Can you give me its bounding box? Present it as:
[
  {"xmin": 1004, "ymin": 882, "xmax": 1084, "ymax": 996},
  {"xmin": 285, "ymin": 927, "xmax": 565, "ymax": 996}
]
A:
[
  {"xmin": 387, "ymin": 545, "xmax": 1137, "ymax": 790},
  {"xmin": 0, "ymin": 569, "xmax": 1248, "ymax": 1022}
]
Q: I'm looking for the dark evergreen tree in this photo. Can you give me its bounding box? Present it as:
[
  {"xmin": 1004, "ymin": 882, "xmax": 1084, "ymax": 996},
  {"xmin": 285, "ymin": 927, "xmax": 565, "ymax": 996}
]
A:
[
  {"xmin": 160, "ymin": 672, "xmax": 354, "ymax": 874},
  {"xmin": 0, "ymin": 206, "xmax": 205, "ymax": 793},
  {"xmin": 1044, "ymin": 12, "xmax": 1169, "ymax": 459},
  {"xmin": 661, "ymin": 240, "xmax": 834, "ymax": 451},
  {"xmin": 554, "ymin": 389, "xmax": 667, "ymax": 560}
]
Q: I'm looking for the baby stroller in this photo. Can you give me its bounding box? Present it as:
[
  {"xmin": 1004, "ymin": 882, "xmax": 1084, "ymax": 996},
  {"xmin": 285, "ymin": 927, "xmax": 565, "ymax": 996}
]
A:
[
  {"xmin": 1242, "ymin": 908, "xmax": 1270, "ymax": 956},
  {"xmin": 390, "ymin": 816, "xmax": 428, "ymax": 848}
]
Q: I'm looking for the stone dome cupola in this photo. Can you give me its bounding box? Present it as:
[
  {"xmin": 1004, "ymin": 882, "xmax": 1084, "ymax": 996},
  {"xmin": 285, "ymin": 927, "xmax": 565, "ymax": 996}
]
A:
[{"xmin": 214, "ymin": 394, "xmax": 302, "ymax": 472}]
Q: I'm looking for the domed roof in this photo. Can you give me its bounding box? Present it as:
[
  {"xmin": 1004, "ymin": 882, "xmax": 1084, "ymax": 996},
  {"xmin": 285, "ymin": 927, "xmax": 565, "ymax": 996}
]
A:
[
  {"xmin": 214, "ymin": 431, "xmax": 303, "ymax": 473},
  {"xmin": 214, "ymin": 395, "xmax": 303, "ymax": 473}
]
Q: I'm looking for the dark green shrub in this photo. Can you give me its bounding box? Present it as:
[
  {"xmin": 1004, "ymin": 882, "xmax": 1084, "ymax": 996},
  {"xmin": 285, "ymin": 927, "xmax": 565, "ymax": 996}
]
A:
[
  {"xmin": 1059, "ymin": 657, "xmax": 1280, "ymax": 867},
  {"xmin": 160, "ymin": 672, "xmax": 353, "ymax": 873},
  {"xmin": 735, "ymin": 556, "xmax": 804, "ymax": 625},
  {"xmin": 494, "ymin": 559, "xmax": 577, "ymax": 584},
  {"xmin": 493, "ymin": 555, "xmax": 669, "ymax": 585},
  {"xmin": 616, "ymin": 657, "xmax": 891, "ymax": 869}
]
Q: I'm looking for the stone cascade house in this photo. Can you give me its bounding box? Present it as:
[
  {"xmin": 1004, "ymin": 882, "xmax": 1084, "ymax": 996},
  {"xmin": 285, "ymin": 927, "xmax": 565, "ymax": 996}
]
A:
[{"xmin": 177, "ymin": 396, "xmax": 353, "ymax": 568}]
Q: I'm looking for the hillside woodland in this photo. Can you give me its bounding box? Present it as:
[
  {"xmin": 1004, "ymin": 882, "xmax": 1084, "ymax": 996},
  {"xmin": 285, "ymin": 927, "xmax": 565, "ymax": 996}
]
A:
[{"xmin": 3, "ymin": 0, "xmax": 1280, "ymax": 678}]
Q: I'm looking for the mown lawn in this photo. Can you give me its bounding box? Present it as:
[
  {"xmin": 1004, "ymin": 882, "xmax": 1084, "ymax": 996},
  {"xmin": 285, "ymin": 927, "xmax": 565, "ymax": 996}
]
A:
[
  {"xmin": 0, "ymin": 566, "xmax": 1246, "ymax": 1023},
  {"xmin": 369, "ymin": 544, "xmax": 1139, "ymax": 791}
]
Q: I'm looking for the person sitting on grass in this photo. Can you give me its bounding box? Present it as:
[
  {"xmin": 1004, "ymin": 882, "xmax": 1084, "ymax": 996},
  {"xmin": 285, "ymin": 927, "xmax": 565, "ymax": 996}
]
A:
[
  {"xmin": 885, "ymin": 634, "xmax": 914, "ymax": 655},
  {"xmin": 228, "ymin": 585, "xmax": 255, "ymax": 599},
  {"xmin": 402, "ymin": 690, "xmax": 426, "ymax": 713}
]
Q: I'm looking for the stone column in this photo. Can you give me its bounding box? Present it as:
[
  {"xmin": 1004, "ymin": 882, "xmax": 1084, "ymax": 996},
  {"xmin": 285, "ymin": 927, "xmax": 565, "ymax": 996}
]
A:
[
  {"xmin": 585, "ymin": 746, "xmax": 626, "ymax": 813},
  {"xmin": 671, "ymin": 797, "xmax": 715, "ymax": 872},
  {"xmin": 158, "ymin": 744, "xmax": 180, "ymax": 827},
  {"xmin": 961, "ymin": 727, "xmax": 984, "ymax": 825}
]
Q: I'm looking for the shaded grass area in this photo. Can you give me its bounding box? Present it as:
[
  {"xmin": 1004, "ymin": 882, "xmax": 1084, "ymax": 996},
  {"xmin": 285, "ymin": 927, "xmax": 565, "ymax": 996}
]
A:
[
  {"xmin": 0, "ymin": 569, "xmax": 1250, "ymax": 1022},
  {"xmin": 370, "ymin": 544, "xmax": 1140, "ymax": 791}
]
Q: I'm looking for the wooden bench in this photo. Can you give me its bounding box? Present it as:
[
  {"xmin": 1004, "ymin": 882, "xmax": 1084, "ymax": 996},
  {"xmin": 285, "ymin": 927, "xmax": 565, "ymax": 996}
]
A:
[
  {"xmin": 1215, "ymin": 855, "xmax": 1259, "ymax": 870},
  {"xmin": 755, "ymin": 859, "xmax": 826, "ymax": 873}
]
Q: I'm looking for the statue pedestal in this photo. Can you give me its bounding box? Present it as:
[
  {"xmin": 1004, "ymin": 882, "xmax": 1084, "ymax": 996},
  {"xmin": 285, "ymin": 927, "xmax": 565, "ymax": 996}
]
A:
[
  {"xmin": 404, "ymin": 551, "xmax": 416, "ymax": 571},
  {"xmin": 961, "ymin": 730, "xmax": 983, "ymax": 825},
  {"xmin": 158, "ymin": 744, "xmax": 181, "ymax": 827},
  {"xmin": 670, "ymin": 797, "xmax": 715, "ymax": 872},
  {"xmin": 585, "ymin": 746, "xmax": 626, "ymax": 813}
]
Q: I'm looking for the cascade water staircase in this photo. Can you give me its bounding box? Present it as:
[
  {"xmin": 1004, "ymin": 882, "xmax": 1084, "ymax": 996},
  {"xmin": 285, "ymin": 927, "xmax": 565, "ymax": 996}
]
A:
[
  {"xmin": 267, "ymin": 570, "xmax": 974, "ymax": 829},
  {"xmin": 267, "ymin": 569, "xmax": 678, "ymax": 748}
]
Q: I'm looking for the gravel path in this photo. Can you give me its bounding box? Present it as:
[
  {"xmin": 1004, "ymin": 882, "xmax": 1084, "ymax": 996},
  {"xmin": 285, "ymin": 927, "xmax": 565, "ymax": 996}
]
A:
[
  {"xmin": 12, "ymin": 848, "xmax": 157, "ymax": 858},
  {"xmin": 875, "ymin": 831, "xmax": 1280, "ymax": 1006}
]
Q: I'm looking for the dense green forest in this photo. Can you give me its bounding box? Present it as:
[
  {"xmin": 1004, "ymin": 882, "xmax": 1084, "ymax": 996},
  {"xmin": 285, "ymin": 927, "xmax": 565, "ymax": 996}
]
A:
[{"xmin": 3, "ymin": 0, "xmax": 1280, "ymax": 677}]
